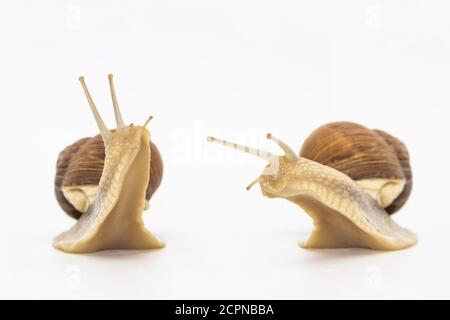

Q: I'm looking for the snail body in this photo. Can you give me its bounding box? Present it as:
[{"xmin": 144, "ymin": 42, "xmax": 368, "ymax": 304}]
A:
[
  {"xmin": 300, "ymin": 122, "xmax": 412, "ymax": 214},
  {"xmin": 55, "ymin": 133, "xmax": 163, "ymax": 219},
  {"xmin": 53, "ymin": 75, "xmax": 164, "ymax": 253},
  {"xmin": 207, "ymin": 122, "xmax": 417, "ymax": 251}
]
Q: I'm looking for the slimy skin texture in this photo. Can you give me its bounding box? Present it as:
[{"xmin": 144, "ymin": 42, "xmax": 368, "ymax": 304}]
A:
[
  {"xmin": 54, "ymin": 75, "xmax": 163, "ymax": 254},
  {"xmin": 54, "ymin": 126, "xmax": 164, "ymax": 253},
  {"xmin": 299, "ymin": 122, "xmax": 413, "ymax": 214},
  {"xmin": 208, "ymin": 134, "xmax": 417, "ymax": 251},
  {"xmin": 260, "ymin": 157, "xmax": 417, "ymax": 250},
  {"xmin": 55, "ymin": 133, "xmax": 163, "ymax": 220}
]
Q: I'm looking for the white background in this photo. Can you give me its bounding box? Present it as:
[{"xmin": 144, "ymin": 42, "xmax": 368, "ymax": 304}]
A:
[{"xmin": 0, "ymin": 0, "xmax": 449, "ymax": 299}]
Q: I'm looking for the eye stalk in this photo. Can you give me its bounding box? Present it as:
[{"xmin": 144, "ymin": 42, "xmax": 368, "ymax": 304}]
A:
[
  {"xmin": 78, "ymin": 76, "xmax": 112, "ymax": 144},
  {"xmin": 266, "ymin": 133, "xmax": 298, "ymax": 161},
  {"xmin": 55, "ymin": 75, "xmax": 164, "ymax": 253},
  {"xmin": 207, "ymin": 126, "xmax": 417, "ymax": 251},
  {"xmin": 206, "ymin": 134, "xmax": 299, "ymax": 191},
  {"xmin": 108, "ymin": 74, "xmax": 125, "ymax": 129},
  {"xmin": 79, "ymin": 74, "xmax": 155, "ymax": 144},
  {"xmin": 206, "ymin": 134, "xmax": 298, "ymax": 163},
  {"xmin": 206, "ymin": 136, "xmax": 277, "ymax": 162}
]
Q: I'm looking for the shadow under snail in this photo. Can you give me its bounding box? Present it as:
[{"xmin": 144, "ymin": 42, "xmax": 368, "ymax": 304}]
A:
[
  {"xmin": 207, "ymin": 122, "xmax": 417, "ymax": 251},
  {"xmin": 54, "ymin": 75, "xmax": 164, "ymax": 253}
]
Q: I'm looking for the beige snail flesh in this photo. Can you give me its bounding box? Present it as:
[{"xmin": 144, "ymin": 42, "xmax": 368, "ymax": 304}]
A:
[
  {"xmin": 55, "ymin": 134, "xmax": 163, "ymax": 220},
  {"xmin": 53, "ymin": 75, "xmax": 164, "ymax": 253},
  {"xmin": 300, "ymin": 122, "xmax": 412, "ymax": 214},
  {"xmin": 207, "ymin": 133, "xmax": 417, "ymax": 251}
]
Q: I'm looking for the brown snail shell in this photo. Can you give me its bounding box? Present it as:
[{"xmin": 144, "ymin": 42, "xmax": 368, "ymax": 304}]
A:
[
  {"xmin": 207, "ymin": 129, "xmax": 417, "ymax": 250},
  {"xmin": 300, "ymin": 122, "xmax": 412, "ymax": 214},
  {"xmin": 55, "ymin": 133, "xmax": 163, "ymax": 219}
]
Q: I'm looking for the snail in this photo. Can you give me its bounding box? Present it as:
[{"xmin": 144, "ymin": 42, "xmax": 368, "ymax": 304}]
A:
[
  {"xmin": 53, "ymin": 74, "xmax": 165, "ymax": 253},
  {"xmin": 207, "ymin": 122, "xmax": 417, "ymax": 251}
]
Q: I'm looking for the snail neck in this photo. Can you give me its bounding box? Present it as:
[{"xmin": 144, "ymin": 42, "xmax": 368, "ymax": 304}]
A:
[
  {"xmin": 267, "ymin": 158, "xmax": 417, "ymax": 251},
  {"xmin": 54, "ymin": 130, "xmax": 164, "ymax": 253},
  {"xmin": 80, "ymin": 133, "xmax": 163, "ymax": 251}
]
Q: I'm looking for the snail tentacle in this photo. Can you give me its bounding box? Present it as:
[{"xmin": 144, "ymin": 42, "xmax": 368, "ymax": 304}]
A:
[
  {"xmin": 108, "ymin": 74, "xmax": 125, "ymax": 129},
  {"xmin": 54, "ymin": 75, "xmax": 164, "ymax": 253},
  {"xmin": 208, "ymin": 129, "xmax": 417, "ymax": 251},
  {"xmin": 78, "ymin": 76, "xmax": 111, "ymax": 144}
]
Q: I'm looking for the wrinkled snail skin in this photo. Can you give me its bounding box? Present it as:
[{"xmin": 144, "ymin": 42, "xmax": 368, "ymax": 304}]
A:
[
  {"xmin": 207, "ymin": 130, "xmax": 417, "ymax": 251},
  {"xmin": 299, "ymin": 122, "xmax": 412, "ymax": 214},
  {"xmin": 55, "ymin": 134, "xmax": 163, "ymax": 220},
  {"xmin": 53, "ymin": 75, "xmax": 164, "ymax": 253},
  {"xmin": 260, "ymin": 157, "xmax": 417, "ymax": 250}
]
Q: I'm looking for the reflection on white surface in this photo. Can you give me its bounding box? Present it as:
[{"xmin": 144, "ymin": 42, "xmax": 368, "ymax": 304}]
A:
[{"xmin": 0, "ymin": 0, "xmax": 448, "ymax": 299}]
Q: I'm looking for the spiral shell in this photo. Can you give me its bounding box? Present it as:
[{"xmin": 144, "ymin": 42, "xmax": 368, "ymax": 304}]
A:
[
  {"xmin": 300, "ymin": 122, "xmax": 412, "ymax": 214},
  {"xmin": 55, "ymin": 134, "xmax": 163, "ymax": 219}
]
